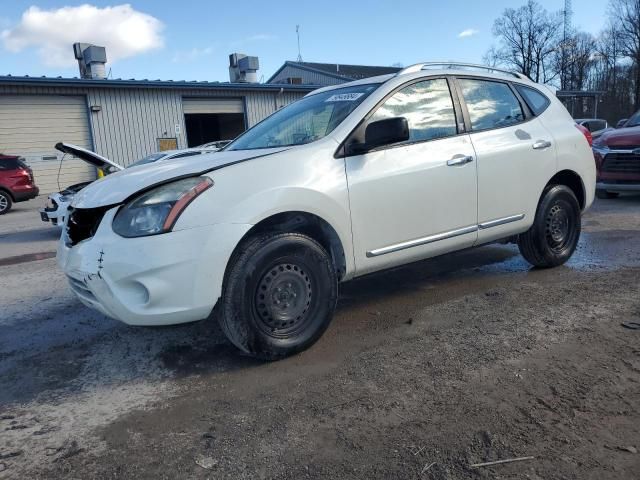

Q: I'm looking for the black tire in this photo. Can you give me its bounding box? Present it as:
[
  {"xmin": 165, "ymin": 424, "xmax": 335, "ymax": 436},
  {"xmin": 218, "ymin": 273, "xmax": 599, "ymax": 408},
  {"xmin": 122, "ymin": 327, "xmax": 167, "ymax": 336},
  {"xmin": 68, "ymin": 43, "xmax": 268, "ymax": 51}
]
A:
[
  {"xmin": 0, "ymin": 190, "xmax": 12, "ymax": 215},
  {"xmin": 219, "ymin": 233, "xmax": 338, "ymax": 360},
  {"xmin": 595, "ymin": 189, "xmax": 619, "ymax": 199},
  {"xmin": 518, "ymin": 185, "xmax": 581, "ymax": 268}
]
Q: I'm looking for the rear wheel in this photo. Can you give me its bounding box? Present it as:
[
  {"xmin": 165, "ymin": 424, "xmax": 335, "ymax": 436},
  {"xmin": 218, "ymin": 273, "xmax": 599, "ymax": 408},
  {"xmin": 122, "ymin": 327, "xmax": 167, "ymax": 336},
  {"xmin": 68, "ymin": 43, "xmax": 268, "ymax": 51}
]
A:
[
  {"xmin": 595, "ymin": 189, "xmax": 619, "ymax": 199},
  {"xmin": 518, "ymin": 185, "xmax": 581, "ymax": 268},
  {"xmin": 218, "ymin": 233, "xmax": 338, "ymax": 360},
  {"xmin": 0, "ymin": 191, "xmax": 12, "ymax": 215}
]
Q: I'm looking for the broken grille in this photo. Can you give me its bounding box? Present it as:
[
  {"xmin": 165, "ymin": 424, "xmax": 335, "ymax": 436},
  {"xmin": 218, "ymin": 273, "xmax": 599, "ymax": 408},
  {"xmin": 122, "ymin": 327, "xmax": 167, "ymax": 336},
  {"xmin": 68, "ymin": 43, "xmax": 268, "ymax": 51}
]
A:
[{"xmin": 66, "ymin": 206, "xmax": 111, "ymax": 246}]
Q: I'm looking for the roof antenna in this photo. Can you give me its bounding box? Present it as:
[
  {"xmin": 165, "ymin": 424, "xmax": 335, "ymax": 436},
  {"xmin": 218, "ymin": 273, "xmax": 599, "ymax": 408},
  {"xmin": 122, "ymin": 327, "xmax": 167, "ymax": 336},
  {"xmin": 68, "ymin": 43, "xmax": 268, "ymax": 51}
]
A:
[{"xmin": 296, "ymin": 25, "xmax": 303, "ymax": 62}]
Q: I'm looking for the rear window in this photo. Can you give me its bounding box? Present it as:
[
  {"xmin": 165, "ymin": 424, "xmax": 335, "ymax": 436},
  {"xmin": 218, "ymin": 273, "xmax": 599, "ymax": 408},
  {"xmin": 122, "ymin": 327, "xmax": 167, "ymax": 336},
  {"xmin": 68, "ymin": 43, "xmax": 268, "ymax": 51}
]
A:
[
  {"xmin": 0, "ymin": 157, "xmax": 25, "ymax": 171},
  {"xmin": 516, "ymin": 85, "xmax": 550, "ymax": 116}
]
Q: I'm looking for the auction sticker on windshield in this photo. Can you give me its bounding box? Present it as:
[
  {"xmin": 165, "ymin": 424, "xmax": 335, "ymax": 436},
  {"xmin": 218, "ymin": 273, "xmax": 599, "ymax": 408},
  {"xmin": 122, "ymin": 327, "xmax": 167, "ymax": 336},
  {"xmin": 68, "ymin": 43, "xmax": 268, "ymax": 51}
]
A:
[{"xmin": 325, "ymin": 93, "xmax": 365, "ymax": 102}]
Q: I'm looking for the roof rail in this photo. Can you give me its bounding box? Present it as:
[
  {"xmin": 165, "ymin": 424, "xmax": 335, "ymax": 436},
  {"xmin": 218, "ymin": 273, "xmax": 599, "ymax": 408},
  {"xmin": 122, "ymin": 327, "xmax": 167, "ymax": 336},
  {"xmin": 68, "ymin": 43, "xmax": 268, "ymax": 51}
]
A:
[{"xmin": 398, "ymin": 62, "xmax": 529, "ymax": 80}]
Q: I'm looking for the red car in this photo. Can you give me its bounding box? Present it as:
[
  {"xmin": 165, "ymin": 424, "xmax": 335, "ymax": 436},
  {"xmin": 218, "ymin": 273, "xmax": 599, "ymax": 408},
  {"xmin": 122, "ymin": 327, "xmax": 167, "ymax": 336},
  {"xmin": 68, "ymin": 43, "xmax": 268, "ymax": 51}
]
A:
[
  {"xmin": 592, "ymin": 113, "xmax": 640, "ymax": 198},
  {"xmin": 0, "ymin": 154, "xmax": 39, "ymax": 214}
]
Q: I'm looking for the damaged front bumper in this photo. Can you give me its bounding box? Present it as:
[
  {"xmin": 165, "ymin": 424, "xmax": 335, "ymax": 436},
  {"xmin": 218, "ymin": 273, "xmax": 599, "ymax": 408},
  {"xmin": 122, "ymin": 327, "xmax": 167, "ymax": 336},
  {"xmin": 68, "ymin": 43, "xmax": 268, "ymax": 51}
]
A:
[{"xmin": 57, "ymin": 207, "xmax": 252, "ymax": 326}]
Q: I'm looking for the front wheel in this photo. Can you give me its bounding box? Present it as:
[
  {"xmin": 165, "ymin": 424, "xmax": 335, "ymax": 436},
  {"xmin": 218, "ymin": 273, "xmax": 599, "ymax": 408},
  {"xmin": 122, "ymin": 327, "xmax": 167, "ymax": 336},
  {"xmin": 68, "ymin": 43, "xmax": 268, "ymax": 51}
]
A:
[
  {"xmin": 218, "ymin": 233, "xmax": 338, "ymax": 360},
  {"xmin": 0, "ymin": 191, "xmax": 12, "ymax": 215},
  {"xmin": 518, "ymin": 185, "xmax": 581, "ymax": 268}
]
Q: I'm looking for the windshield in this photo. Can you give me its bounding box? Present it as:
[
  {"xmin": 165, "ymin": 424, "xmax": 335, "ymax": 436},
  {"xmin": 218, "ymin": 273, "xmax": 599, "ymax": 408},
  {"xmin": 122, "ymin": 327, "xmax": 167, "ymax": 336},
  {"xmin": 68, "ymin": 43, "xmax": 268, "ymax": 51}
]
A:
[
  {"xmin": 626, "ymin": 110, "xmax": 640, "ymax": 127},
  {"xmin": 228, "ymin": 84, "xmax": 379, "ymax": 151},
  {"xmin": 127, "ymin": 153, "xmax": 166, "ymax": 168}
]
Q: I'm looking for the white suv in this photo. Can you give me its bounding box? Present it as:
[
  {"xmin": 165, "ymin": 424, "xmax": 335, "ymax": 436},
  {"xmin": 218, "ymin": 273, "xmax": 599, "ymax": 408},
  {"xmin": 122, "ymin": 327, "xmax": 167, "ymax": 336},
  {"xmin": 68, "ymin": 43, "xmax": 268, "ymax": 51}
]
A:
[{"xmin": 58, "ymin": 63, "xmax": 595, "ymax": 359}]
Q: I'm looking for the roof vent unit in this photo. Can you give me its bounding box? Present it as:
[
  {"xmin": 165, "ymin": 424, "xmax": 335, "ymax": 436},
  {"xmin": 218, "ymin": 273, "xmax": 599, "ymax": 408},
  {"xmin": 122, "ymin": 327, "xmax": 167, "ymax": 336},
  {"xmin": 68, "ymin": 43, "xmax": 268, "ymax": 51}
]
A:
[
  {"xmin": 229, "ymin": 53, "xmax": 260, "ymax": 83},
  {"xmin": 73, "ymin": 43, "xmax": 107, "ymax": 80}
]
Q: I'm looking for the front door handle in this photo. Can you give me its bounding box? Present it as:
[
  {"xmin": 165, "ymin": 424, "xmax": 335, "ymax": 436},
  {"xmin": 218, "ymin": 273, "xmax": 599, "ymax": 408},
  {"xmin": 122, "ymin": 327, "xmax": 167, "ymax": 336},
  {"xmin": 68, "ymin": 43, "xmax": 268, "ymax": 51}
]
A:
[
  {"xmin": 532, "ymin": 140, "xmax": 552, "ymax": 150},
  {"xmin": 447, "ymin": 155, "xmax": 474, "ymax": 167}
]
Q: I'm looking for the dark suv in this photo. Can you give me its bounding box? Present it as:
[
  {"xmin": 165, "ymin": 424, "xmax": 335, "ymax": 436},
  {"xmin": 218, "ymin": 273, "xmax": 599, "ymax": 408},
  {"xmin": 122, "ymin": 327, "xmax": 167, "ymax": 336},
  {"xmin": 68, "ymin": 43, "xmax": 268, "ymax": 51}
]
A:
[{"xmin": 0, "ymin": 154, "xmax": 39, "ymax": 214}]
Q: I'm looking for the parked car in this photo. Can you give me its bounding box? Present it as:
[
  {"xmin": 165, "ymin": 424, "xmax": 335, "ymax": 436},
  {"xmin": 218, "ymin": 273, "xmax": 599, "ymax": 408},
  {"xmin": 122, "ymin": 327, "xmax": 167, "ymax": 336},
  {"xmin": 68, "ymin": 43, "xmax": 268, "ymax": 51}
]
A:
[
  {"xmin": 57, "ymin": 62, "xmax": 595, "ymax": 359},
  {"xmin": 575, "ymin": 118, "xmax": 609, "ymax": 139},
  {"xmin": 41, "ymin": 143, "xmax": 216, "ymax": 227},
  {"xmin": 196, "ymin": 140, "xmax": 232, "ymax": 150},
  {"xmin": 592, "ymin": 115, "xmax": 640, "ymax": 198},
  {"xmin": 613, "ymin": 110, "xmax": 640, "ymax": 129},
  {"xmin": 0, "ymin": 154, "xmax": 39, "ymax": 214}
]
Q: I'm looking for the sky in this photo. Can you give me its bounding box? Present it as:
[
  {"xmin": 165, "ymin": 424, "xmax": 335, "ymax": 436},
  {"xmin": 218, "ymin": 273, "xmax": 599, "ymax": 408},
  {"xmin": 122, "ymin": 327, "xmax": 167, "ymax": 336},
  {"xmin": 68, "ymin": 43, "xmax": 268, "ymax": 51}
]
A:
[{"xmin": 0, "ymin": 0, "xmax": 608, "ymax": 82}]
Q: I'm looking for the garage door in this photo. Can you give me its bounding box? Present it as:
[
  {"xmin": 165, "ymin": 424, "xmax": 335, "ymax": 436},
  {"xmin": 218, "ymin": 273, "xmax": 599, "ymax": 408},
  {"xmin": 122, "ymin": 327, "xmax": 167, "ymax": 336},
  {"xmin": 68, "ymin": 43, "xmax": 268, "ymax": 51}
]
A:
[
  {"xmin": 0, "ymin": 95, "xmax": 95, "ymax": 194},
  {"xmin": 182, "ymin": 97, "xmax": 244, "ymax": 114}
]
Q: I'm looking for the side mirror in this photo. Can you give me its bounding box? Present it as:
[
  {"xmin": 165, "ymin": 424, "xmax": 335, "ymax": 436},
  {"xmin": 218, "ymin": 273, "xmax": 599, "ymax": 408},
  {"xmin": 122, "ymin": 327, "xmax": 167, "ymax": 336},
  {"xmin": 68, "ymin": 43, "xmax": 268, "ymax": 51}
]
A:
[
  {"xmin": 364, "ymin": 117, "xmax": 410, "ymax": 150},
  {"xmin": 616, "ymin": 118, "xmax": 628, "ymax": 128}
]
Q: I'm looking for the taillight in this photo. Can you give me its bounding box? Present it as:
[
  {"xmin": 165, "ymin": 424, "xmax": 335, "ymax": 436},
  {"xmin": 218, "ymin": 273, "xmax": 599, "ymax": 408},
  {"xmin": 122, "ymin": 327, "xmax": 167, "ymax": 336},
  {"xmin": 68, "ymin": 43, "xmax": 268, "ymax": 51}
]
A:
[{"xmin": 575, "ymin": 124, "xmax": 593, "ymax": 147}]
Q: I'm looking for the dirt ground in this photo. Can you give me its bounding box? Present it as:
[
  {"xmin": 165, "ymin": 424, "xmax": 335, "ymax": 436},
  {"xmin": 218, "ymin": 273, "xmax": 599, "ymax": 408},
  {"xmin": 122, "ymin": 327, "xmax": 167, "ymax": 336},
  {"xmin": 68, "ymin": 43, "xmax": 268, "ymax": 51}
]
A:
[{"xmin": 0, "ymin": 196, "xmax": 639, "ymax": 479}]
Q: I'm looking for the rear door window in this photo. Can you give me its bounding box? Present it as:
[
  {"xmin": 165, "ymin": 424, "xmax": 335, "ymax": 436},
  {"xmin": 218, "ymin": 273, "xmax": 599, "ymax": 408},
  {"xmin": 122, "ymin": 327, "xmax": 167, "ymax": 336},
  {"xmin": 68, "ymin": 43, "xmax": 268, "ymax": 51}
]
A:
[{"xmin": 458, "ymin": 78, "xmax": 525, "ymax": 131}]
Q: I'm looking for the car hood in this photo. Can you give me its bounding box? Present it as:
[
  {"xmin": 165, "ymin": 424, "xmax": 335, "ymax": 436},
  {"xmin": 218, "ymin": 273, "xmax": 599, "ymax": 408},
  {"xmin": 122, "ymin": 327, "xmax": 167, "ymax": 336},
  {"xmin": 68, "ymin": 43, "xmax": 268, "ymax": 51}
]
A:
[
  {"xmin": 595, "ymin": 126, "xmax": 640, "ymax": 148},
  {"xmin": 55, "ymin": 143, "xmax": 124, "ymax": 171},
  {"xmin": 71, "ymin": 147, "xmax": 289, "ymax": 208}
]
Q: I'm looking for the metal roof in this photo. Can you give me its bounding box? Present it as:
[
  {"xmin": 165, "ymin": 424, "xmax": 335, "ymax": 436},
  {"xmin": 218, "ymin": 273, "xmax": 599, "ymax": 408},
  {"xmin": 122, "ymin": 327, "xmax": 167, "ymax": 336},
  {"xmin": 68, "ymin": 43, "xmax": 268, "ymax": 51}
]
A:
[
  {"xmin": 0, "ymin": 75, "xmax": 319, "ymax": 91},
  {"xmin": 266, "ymin": 61, "xmax": 402, "ymax": 83}
]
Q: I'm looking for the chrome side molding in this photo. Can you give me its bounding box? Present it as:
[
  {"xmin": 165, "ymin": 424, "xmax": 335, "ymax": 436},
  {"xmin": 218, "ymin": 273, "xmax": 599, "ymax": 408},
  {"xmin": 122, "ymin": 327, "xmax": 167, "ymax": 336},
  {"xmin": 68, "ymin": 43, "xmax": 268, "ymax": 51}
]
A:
[
  {"xmin": 366, "ymin": 214, "xmax": 525, "ymax": 258},
  {"xmin": 367, "ymin": 225, "xmax": 478, "ymax": 257},
  {"xmin": 478, "ymin": 214, "xmax": 525, "ymax": 230}
]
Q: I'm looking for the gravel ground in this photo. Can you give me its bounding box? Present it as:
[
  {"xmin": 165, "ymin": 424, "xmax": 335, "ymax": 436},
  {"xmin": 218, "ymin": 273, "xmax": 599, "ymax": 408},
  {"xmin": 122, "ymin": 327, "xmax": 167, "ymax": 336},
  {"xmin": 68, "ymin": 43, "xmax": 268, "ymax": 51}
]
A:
[{"xmin": 0, "ymin": 196, "xmax": 639, "ymax": 479}]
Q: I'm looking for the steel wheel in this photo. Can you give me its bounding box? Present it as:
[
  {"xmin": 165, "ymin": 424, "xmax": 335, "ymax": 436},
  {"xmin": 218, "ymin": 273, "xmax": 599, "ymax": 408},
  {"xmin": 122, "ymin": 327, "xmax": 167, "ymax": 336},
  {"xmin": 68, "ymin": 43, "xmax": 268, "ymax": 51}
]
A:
[
  {"xmin": 545, "ymin": 203, "xmax": 574, "ymax": 254},
  {"xmin": 255, "ymin": 262, "xmax": 313, "ymax": 337}
]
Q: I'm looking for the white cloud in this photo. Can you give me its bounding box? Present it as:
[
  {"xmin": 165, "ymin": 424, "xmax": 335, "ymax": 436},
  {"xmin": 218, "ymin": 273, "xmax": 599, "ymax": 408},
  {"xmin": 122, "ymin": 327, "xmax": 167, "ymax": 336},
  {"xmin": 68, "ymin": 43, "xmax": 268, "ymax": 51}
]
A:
[
  {"xmin": 1, "ymin": 4, "xmax": 164, "ymax": 68},
  {"xmin": 172, "ymin": 45, "xmax": 216, "ymax": 63},
  {"xmin": 458, "ymin": 28, "xmax": 479, "ymax": 38}
]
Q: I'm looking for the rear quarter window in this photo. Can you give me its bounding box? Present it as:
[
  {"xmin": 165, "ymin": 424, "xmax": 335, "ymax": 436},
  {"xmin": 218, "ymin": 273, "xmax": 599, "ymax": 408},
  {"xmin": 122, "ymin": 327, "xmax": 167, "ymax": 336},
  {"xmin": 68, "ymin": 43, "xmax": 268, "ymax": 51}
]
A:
[{"xmin": 515, "ymin": 85, "xmax": 550, "ymax": 116}]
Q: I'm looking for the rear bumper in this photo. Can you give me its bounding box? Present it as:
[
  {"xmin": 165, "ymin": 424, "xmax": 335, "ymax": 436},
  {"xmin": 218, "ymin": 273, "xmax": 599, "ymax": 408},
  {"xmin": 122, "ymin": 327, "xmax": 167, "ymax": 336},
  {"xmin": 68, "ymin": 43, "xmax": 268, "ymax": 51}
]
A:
[
  {"xmin": 596, "ymin": 182, "xmax": 640, "ymax": 192},
  {"xmin": 13, "ymin": 186, "xmax": 39, "ymax": 202}
]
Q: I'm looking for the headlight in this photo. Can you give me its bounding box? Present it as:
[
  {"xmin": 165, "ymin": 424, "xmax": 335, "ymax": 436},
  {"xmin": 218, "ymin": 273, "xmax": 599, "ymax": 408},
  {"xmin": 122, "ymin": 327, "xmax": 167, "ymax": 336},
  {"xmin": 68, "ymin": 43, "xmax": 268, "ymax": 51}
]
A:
[
  {"xmin": 58, "ymin": 194, "xmax": 73, "ymax": 203},
  {"xmin": 112, "ymin": 176, "xmax": 213, "ymax": 238}
]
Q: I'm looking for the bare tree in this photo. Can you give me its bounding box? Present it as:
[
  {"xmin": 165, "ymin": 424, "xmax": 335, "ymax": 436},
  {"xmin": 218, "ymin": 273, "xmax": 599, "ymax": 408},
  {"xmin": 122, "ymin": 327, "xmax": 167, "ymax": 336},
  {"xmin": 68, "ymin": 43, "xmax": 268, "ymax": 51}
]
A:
[
  {"xmin": 488, "ymin": 0, "xmax": 563, "ymax": 82},
  {"xmin": 609, "ymin": 0, "xmax": 640, "ymax": 108},
  {"xmin": 563, "ymin": 32, "xmax": 597, "ymax": 90},
  {"xmin": 483, "ymin": 0, "xmax": 639, "ymax": 122}
]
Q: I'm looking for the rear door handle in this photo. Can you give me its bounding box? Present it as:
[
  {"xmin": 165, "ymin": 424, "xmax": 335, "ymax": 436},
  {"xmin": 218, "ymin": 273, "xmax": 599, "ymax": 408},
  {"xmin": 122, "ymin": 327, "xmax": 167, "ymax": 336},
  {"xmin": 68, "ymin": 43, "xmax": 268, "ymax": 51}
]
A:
[
  {"xmin": 447, "ymin": 155, "xmax": 474, "ymax": 167},
  {"xmin": 532, "ymin": 140, "xmax": 552, "ymax": 150}
]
